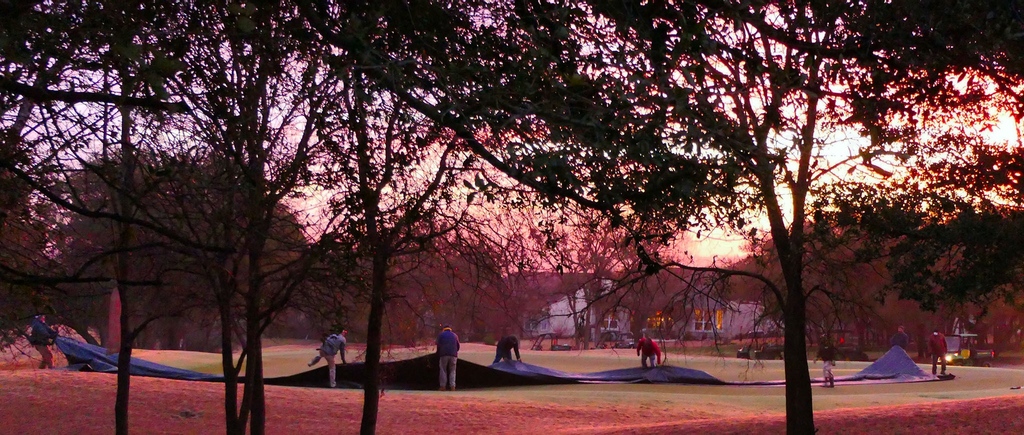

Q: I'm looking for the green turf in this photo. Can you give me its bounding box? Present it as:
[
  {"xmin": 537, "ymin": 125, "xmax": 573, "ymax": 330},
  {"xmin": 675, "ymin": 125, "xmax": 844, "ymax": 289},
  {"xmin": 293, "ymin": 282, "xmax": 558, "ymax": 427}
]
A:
[{"xmin": 136, "ymin": 342, "xmax": 1024, "ymax": 415}]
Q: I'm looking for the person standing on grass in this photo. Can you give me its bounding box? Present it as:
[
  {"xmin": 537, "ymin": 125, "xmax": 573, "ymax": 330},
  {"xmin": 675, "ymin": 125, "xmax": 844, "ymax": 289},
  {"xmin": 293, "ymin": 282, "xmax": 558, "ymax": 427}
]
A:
[
  {"xmin": 928, "ymin": 329, "xmax": 948, "ymax": 376},
  {"xmin": 636, "ymin": 332, "xmax": 662, "ymax": 368},
  {"xmin": 492, "ymin": 335, "xmax": 522, "ymax": 364},
  {"xmin": 890, "ymin": 325, "xmax": 910, "ymax": 350},
  {"xmin": 816, "ymin": 341, "xmax": 837, "ymax": 388},
  {"xmin": 308, "ymin": 330, "xmax": 347, "ymax": 388},
  {"xmin": 28, "ymin": 315, "xmax": 59, "ymax": 369},
  {"xmin": 436, "ymin": 325, "xmax": 460, "ymax": 391}
]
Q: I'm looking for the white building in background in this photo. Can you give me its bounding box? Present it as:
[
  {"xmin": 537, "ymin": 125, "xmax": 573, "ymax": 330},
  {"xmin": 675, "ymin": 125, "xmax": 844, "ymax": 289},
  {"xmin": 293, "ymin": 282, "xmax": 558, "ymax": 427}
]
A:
[
  {"xmin": 679, "ymin": 300, "xmax": 764, "ymax": 340},
  {"xmin": 525, "ymin": 288, "xmax": 589, "ymax": 338},
  {"xmin": 523, "ymin": 275, "xmax": 765, "ymax": 343},
  {"xmin": 524, "ymin": 280, "xmax": 630, "ymax": 341}
]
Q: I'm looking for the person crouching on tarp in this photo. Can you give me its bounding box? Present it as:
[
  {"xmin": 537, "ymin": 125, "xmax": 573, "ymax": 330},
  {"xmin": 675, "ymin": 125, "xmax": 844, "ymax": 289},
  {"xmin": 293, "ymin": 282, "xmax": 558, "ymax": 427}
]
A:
[
  {"xmin": 492, "ymin": 335, "xmax": 522, "ymax": 364},
  {"xmin": 636, "ymin": 332, "xmax": 662, "ymax": 368}
]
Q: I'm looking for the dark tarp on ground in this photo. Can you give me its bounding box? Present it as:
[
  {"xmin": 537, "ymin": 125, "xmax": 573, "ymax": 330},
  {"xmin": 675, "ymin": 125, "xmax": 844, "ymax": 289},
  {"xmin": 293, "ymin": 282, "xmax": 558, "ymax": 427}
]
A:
[
  {"xmin": 851, "ymin": 346, "xmax": 937, "ymax": 381},
  {"xmin": 488, "ymin": 360, "xmax": 727, "ymax": 385},
  {"xmin": 268, "ymin": 357, "xmax": 728, "ymax": 389},
  {"xmin": 266, "ymin": 355, "xmax": 581, "ymax": 389},
  {"xmin": 56, "ymin": 338, "xmax": 944, "ymax": 389},
  {"xmin": 56, "ymin": 338, "xmax": 725, "ymax": 388},
  {"xmin": 56, "ymin": 336, "xmax": 222, "ymax": 382},
  {"xmin": 268, "ymin": 354, "xmax": 729, "ymax": 388}
]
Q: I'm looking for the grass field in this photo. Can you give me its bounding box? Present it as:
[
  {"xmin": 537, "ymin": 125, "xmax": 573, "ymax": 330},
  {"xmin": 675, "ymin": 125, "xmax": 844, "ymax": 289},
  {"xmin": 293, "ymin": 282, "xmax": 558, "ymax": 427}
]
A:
[{"xmin": 127, "ymin": 341, "xmax": 1024, "ymax": 414}]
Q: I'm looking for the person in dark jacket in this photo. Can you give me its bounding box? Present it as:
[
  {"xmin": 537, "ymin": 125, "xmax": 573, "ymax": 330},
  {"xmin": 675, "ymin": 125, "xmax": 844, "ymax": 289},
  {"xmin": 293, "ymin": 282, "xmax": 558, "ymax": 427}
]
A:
[
  {"xmin": 492, "ymin": 335, "xmax": 522, "ymax": 364},
  {"xmin": 636, "ymin": 333, "xmax": 662, "ymax": 368},
  {"xmin": 816, "ymin": 342, "xmax": 838, "ymax": 388},
  {"xmin": 436, "ymin": 325, "xmax": 460, "ymax": 391},
  {"xmin": 28, "ymin": 315, "xmax": 59, "ymax": 369},
  {"xmin": 927, "ymin": 330, "xmax": 948, "ymax": 375},
  {"xmin": 308, "ymin": 330, "xmax": 348, "ymax": 387},
  {"xmin": 890, "ymin": 325, "xmax": 910, "ymax": 350}
]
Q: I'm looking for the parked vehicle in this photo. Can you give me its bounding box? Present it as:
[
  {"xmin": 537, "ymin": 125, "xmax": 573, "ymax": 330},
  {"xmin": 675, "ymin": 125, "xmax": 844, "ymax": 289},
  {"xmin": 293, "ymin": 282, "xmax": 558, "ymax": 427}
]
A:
[
  {"xmin": 736, "ymin": 343, "xmax": 785, "ymax": 360},
  {"xmin": 753, "ymin": 344, "xmax": 785, "ymax": 360},
  {"xmin": 736, "ymin": 345, "xmax": 752, "ymax": 359},
  {"xmin": 944, "ymin": 333, "xmax": 995, "ymax": 367},
  {"xmin": 595, "ymin": 331, "xmax": 636, "ymax": 349},
  {"xmin": 733, "ymin": 329, "xmax": 783, "ymax": 341}
]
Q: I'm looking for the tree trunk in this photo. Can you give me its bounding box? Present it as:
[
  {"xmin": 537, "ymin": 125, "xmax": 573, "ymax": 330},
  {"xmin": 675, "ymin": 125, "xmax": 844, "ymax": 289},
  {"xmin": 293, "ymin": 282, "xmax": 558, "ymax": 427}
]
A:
[
  {"xmin": 113, "ymin": 103, "xmax": 136, "ymax": 435},
  {"xmin": 782, "ymin": 287, "xmax": 814, "ymax": 434},
  {"xmin": 220, "ymin": 295, "xmax": 244, "ymax": 435},
  {"xmin": 114, "ymin": 288, "xmax": 132, "ymax": 435},
  {"xmin": 246, "ymin": 302, "xmax": 266, "ymax": 435},
  {"xmin": 360, "ymin": 254, "xmax": 387, "ymax": 435},
  {"xmin": 107, "ymin": 287, "xmax": 122, "ymax": 352}
]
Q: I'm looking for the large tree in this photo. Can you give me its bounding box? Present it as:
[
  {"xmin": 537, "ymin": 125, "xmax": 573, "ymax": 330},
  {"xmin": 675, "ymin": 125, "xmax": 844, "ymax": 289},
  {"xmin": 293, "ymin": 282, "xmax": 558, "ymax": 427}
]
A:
[
  {"xmin": 160, "ymin": 2, "xmax": 341, "ymax": 433},
  {"xmin": 814, "ymin": 1, "xmax": 1024, "ymax": 336},
  {"xmin": 315, "ymin": 63, "xmax": 475, "ymax": 434},
  {"xmin": 2, "ymin": 2, "xmax": 197, "ymax": 433}
]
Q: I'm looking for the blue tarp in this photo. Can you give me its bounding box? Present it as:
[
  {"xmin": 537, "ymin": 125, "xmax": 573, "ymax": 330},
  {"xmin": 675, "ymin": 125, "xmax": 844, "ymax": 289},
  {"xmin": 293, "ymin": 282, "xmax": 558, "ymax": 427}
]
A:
[
  {"xmin": 56, "ymin": 338, "xmax": 943, "ymax": 390},
  {"xmin": 56, "ymin": 337, "xmax": 222, "ymax": 382},
  {"xmin": 489, "ymin": 360, "xmax": 727, "ymax": 385},
  {"xmin": 732, "ymin": 346, "xmax": 940, "ymax": 386},
  {"xmin": 841, "ymin": 346, "xmax": 939, "ymax": 383}
]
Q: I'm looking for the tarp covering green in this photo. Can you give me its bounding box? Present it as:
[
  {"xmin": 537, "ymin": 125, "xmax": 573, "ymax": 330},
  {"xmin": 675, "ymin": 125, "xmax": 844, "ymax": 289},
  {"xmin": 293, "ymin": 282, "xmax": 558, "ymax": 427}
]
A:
[{"xmin": 57, "ymin": 339, "xmax": 947, "ymax": 390}]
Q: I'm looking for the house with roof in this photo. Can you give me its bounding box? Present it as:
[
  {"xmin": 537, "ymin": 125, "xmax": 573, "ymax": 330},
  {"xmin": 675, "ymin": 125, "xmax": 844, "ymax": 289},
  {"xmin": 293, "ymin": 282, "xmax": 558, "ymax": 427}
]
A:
[
  {"xmin": 523, "ymin": 270, "xmax": 765, "ymax": 346},
  {"xmin": 675, "ymin": 299, "xmax": 765, "ymax": 341},
  {"xmin": 523, "ymin": 278, "xmax": 631, "ymax": 341}
]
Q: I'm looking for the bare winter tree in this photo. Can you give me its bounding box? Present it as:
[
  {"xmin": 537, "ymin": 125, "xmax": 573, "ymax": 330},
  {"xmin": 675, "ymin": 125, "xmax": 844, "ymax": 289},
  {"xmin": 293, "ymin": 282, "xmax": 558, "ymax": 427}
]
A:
[
  {"xmin": 314, "ymin": 66, "xmax": 479, "ymax": 434},
  {"xmin": 157, "ymin": 3, "xmax": 344, "ymax": 434}
]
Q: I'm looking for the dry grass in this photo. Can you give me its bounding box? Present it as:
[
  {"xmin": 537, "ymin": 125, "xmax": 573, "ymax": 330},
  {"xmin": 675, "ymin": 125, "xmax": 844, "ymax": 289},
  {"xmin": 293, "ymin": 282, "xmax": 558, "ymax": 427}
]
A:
[{"xmin": 2, "ymin": 370, "xmax": 1024, "ymax": 434}]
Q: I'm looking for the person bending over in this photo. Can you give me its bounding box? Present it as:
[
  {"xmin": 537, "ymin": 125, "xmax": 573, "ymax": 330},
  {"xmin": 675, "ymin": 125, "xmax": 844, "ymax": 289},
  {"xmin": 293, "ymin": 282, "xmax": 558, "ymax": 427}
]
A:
[
  {"xmin": 492, "ymin": 335, "xmax": 522, "ymax": 364},
  {"xmin": 636, "ymin": 333, "xmax": 662, "ymax": 368}
]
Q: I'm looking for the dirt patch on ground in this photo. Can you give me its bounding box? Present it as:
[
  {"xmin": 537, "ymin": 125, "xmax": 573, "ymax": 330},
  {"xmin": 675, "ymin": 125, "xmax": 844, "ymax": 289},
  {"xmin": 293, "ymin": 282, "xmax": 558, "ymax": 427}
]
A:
[{"xmin": 2, "ymin": 370, "xmax": 1023, "ymax": 434}]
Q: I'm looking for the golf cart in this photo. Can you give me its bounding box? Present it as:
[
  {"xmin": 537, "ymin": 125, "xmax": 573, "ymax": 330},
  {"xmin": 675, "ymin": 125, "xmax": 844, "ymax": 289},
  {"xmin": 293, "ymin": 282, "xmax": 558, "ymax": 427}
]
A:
[
  {"xmin": 944, "ymin": 333, "xmax": 995, "ymax": 367},
  {"xmin": 595, "ymin": 331, "xmax": 636, "ymax": 349}
]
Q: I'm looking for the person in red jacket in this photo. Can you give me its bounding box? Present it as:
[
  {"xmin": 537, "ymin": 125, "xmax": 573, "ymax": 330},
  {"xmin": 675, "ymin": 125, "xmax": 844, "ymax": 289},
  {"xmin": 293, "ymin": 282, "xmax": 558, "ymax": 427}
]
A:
[
  {"xmin": 927, "ymin": 329, "xmax": 948, "ymax": 375},
  {"xmin": 636, "ymin": 332, "xmax": 662, "ymax": 368}
]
